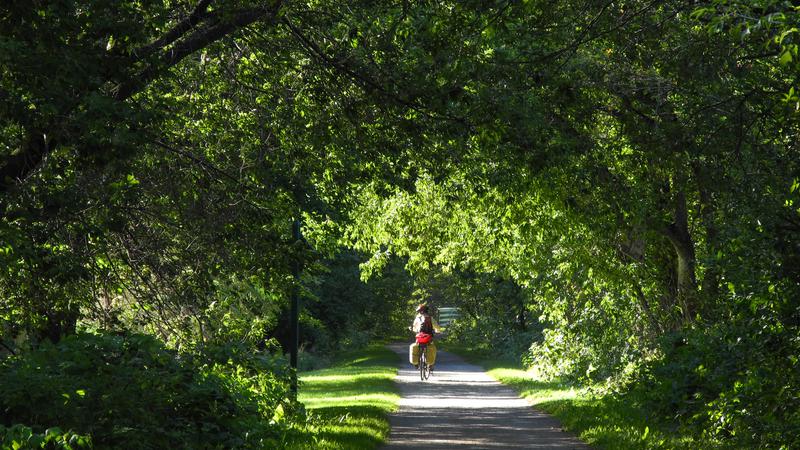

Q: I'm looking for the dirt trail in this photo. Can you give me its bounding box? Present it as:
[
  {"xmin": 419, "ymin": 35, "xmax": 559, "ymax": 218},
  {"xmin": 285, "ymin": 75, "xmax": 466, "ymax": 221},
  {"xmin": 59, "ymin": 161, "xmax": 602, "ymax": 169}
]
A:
[{"xmin": 381, "ymin": 343, "xmax": 591, "ymax": 449}]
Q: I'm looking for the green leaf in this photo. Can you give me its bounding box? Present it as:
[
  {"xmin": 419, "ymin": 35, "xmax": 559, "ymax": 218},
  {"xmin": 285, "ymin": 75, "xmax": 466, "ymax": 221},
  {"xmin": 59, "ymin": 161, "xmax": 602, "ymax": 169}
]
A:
[
  {"xmin": 45, "ymin": 427, "xmax": 63, "ymax": 438},
  {"xmin": 27, "ymin": 434, "xmax": 44, "ymax": 448},
  {"xmin": 778, "ymin": 27, "xmax": 798, "ymax": 45},
  {"xmin": 690, "ymin": 7, "xmax": 710, "ymax": 20},
  {"xmin": 780, "ymin": 49, "xmax": 793, "ymax": 66}
]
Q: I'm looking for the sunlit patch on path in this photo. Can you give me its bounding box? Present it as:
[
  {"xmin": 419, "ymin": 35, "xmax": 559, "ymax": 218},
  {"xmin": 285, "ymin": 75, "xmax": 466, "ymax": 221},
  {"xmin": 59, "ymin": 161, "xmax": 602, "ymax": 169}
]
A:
[{"xmin": 382, "ymin": 343, "xmax": 591, "ymax": 449}]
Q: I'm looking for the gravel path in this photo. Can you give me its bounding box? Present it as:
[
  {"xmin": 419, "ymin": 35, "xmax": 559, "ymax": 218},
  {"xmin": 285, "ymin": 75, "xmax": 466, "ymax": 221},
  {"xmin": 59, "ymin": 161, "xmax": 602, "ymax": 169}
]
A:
[{"xmin": 381, "ymin": 343, "xmax": 591, "ymax": 449}]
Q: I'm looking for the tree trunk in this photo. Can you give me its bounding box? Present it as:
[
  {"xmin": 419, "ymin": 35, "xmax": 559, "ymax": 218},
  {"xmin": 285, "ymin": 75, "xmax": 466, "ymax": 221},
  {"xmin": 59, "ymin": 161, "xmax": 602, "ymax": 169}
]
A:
[
  {"xmin": 0, "ymin": 130, "xmax": 49, "ymax": 194},
  {"xmin": 41, "ymin": 309, "xmax": 78, "ymax": 345},
  {"xmin": 692, "ymin": 162, "xmax": 720, "ymax": 311},
  {"xmin": 662, "ymin": 190, "xmax": 697, "ymax": 323}
]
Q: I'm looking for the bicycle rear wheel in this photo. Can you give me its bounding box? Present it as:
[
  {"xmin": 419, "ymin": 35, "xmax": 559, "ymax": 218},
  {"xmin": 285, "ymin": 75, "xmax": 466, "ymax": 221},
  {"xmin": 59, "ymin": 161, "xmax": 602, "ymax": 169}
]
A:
[{"xmin": 419, "ymin": 345, "xmax": 428, "ymax": 381}]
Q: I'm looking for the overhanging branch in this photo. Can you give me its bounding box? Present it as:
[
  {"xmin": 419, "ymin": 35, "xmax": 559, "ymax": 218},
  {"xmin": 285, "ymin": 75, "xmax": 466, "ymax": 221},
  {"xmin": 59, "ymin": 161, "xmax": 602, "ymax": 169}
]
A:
[
  {"xmin": 0, "ymin": 1, "xmax": 284, "ymax": 197},
  {"xmin": 132, "ymin": 0, "xmax": 215, "ymax": 61}
]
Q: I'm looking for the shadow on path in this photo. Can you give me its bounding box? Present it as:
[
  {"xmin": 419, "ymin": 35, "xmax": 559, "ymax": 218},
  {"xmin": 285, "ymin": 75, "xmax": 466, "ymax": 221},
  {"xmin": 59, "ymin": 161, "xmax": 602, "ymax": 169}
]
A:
[{"xmin": 381, "ymin": 343, "xmax": 591, "ymax": 449}]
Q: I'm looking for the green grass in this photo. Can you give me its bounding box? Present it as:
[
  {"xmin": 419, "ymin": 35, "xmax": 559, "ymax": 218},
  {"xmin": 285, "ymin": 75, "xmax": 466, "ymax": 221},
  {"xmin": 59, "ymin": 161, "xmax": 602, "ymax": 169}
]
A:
[
  {"xmin": 288, "ymin": 345, "xmax": 400, "ymax": 449},
  {"xmin": 448, "ymin": 347, "xmax": 713, "ymax": 450}
]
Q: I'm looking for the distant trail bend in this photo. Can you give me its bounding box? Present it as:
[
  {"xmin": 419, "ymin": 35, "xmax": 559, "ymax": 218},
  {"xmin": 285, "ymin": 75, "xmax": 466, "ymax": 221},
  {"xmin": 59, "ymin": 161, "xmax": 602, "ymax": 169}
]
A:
[{"xmin": 381, "ymin": 343, "xmax": 591, "ymax": 449}]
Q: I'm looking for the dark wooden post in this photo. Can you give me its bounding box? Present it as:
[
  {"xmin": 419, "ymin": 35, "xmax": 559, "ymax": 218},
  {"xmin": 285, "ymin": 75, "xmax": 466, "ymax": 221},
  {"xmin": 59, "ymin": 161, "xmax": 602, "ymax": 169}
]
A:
[{"xmin": 290, "ymin": 218, "xmax": 301, "ymax": 394}]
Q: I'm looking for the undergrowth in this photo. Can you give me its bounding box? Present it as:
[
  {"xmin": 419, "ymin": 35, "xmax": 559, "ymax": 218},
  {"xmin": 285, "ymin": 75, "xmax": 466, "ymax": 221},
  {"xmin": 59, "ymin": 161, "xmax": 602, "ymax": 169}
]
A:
[{"xmin": 448, "ymin": 345, "xmax": 721, "ymax": 450}]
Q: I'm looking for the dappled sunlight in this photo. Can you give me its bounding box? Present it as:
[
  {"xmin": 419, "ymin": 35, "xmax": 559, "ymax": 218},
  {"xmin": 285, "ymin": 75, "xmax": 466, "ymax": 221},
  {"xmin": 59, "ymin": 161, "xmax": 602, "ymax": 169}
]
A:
[
  {"xmin": 301, "ymin": 393, "xmax": 399, "ymax": 409},
  {"xmin": 488, "ymin": 367, "xmax": 583, "ymax": 403},
  {"xmin": 479, "ymin": 359, "xmax": 705, "ymax": 450},
  {"xmin": 382, "ymin": 344, "xmax": 590, "ymax": 449},
  {"xmin": 300, "ymin": 372, "xmax": 395, "ymax": 383},
  {"xmin": 343, "ymin": 356, "xmax": 374, "ymax": 366},
  {"xmin": 287, "ymin": 346, "xmax": 400, "ymax": 449}
]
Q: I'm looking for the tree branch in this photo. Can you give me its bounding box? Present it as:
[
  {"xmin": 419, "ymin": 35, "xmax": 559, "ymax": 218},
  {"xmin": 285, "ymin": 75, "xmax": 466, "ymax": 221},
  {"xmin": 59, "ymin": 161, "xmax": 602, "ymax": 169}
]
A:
[
  {"xmin": 0, "ymin": 130, "xmax": 50, "ymax": 194},
  {"xmin": 0, "ymin": 340, "xmax": 16, "ymax": 356},
  {"xmin": 116, "ymin": 4, "xmax": 282, "ymax": 101},
  {"xmin": 0, "ymin": 2, "xmax": 283, "ymax": 197},
  {"xmin": 281, "ymin": 16, "xmax": 469, "ymax": 126},
  {"xmin": 132, "ymin": 0, "xmax": 215, "ymax": 61}
]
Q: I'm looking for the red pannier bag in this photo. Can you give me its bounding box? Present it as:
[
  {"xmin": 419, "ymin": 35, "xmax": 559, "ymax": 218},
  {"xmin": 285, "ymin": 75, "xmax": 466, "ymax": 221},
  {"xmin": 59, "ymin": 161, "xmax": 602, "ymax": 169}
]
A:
[{"xmin": 416, "ymin": 332, "xmax": 433, "ymax": 344}]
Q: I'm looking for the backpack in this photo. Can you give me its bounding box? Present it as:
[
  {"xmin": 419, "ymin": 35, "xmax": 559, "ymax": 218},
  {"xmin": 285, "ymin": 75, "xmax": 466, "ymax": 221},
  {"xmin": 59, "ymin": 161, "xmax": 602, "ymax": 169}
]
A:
[
  {"xmin": 415, "ymin": 314, "xmax": 435, "ymax": 344},
  {"xmin": 419, "ymin": 315, "xmax": 434, "ymax": 334}
]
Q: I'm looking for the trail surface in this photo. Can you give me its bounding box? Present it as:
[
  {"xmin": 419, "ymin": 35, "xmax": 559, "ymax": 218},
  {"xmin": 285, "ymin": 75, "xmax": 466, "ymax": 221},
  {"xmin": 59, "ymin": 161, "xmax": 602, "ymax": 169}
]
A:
[{"xmin": 382, "ymin": 343, "xmax": 591, "ymax": 449}]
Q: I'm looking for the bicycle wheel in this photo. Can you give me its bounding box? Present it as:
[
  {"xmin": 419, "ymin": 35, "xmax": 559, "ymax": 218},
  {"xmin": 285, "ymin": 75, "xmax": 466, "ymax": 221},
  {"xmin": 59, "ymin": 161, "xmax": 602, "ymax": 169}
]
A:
[{"xmin": 419, "ymin": 345, "xmax": 427, "ymax": 381}]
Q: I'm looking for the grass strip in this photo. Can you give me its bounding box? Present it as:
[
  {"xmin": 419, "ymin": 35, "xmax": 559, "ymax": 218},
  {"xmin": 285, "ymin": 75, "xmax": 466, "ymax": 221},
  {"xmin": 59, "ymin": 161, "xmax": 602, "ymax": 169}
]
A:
[
  {"xmin": 448, "ymin": 346, "xmax": 709, "ymax": 450},
  {"xmin": 289, "ymin": 345, "xmax": 400, "ymax": 449}
]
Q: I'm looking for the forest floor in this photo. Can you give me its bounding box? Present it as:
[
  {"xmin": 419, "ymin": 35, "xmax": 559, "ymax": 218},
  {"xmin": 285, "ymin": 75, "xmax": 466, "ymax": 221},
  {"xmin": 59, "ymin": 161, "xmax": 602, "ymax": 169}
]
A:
[{"xmin": 381, "ymin": 343, "xmax": 590, "ymax": 449}]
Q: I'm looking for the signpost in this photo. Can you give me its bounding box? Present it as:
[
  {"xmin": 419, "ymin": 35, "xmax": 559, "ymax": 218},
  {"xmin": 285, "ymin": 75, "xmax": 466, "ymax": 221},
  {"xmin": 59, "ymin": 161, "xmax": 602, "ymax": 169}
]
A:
[
  {"xmin": 438, "ymin": 306, "xmax": 460, "ymax": 328},
  {"xmin": 290, "ymin": 219, "xmax": 301, "ymax": 394}
]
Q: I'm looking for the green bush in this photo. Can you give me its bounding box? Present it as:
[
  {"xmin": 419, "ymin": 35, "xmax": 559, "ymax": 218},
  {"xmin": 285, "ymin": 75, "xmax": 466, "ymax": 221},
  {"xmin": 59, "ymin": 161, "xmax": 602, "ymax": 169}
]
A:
[
  {"xmin": 447, "ymin": 315, "xmax": 542, "ymax": 364},
  {"xmin": 0, "ymin": 332, "xmax": 303, "ymax": 449},
  {"xmin": 634, "ymin": 316, "xmax": 800, "ymax": 449},
  {"xmin": 0, "ymin": 424, "xmax": 91, "ymax": 449}
]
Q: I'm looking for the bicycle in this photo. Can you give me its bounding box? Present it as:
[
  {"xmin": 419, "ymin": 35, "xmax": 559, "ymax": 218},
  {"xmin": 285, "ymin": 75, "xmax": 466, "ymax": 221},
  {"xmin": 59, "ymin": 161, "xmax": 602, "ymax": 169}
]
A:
[{"xmin": 418, "ymin": 342, "xmax": 432, "ymax": 381}]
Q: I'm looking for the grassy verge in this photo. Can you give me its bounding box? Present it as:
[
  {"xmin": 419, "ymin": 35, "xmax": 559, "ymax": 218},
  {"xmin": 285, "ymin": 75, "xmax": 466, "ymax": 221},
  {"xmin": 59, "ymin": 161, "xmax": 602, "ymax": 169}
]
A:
[
  {"xmin": 447, "ymin": 345, "xmax": 708, "ymax": 450},
  {"xmin": 289, "ymin": 345, "xmax": 400, "ymax": 449}
]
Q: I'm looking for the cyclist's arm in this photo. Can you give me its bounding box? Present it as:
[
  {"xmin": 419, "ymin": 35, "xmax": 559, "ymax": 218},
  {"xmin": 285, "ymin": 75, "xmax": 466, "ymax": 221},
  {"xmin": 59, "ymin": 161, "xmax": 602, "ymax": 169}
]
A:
[{"xmin": 432, "ymin": 318, "xmax": 442, "ymax": 333}]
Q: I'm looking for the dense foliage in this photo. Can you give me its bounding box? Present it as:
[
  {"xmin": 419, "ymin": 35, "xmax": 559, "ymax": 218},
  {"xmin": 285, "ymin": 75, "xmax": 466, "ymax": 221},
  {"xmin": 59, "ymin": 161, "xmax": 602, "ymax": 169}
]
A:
[
  {"xmin": 1, "ymin": 0, "xmax": 798, "ymax": 447},
  {"xmin": 341, "ymin": 1, "xmax": 800, "ymax": 447},
  {"xmin": 0, "ymin": 332, "xmax": 300, "ymax": 448},
  {"xmin": 0, "ymin": 425, "xmax": 91, "ymax": 450}
]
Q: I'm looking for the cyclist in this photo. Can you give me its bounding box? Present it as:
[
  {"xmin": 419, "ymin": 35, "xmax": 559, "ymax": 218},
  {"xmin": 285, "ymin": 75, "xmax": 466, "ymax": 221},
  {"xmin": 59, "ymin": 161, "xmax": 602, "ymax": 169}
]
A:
[{"xmin": 409, "ymin": 304, "xmax": 441, "ymax": 370}]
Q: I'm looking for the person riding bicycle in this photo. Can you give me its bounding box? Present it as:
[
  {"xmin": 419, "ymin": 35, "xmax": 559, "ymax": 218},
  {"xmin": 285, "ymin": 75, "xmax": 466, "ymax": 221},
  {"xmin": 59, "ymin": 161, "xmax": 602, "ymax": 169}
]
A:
[{"xmin": 409, "ymin": 304, "xmax": 441, "ymax": 369}]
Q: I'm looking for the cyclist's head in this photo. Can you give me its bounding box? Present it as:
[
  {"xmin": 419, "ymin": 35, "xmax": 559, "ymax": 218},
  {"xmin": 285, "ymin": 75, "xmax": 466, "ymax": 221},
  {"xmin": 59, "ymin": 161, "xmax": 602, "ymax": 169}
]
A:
[{"xmin": 416, "ymin": 304, "xmax": 429, "ymax": 314}]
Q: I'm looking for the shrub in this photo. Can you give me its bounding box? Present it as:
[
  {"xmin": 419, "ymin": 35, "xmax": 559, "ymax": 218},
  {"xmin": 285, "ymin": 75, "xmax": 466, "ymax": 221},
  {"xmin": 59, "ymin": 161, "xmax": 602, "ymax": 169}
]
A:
[
  {"xmin": 634, "ymin": 316, "xmax": 800, "ymax": 448},
  {"xmin": 0, "ymin": 424, "xmax": 91, "ymax": 449},
  {"xmin": 0, "ymin": 332, "xmax": 303, "ymax": 449}
]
